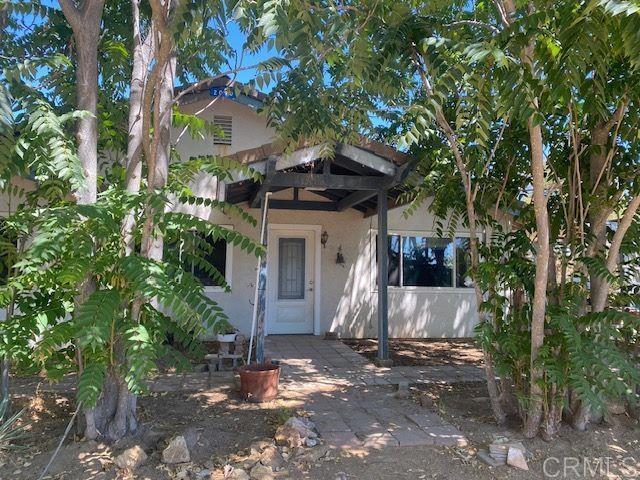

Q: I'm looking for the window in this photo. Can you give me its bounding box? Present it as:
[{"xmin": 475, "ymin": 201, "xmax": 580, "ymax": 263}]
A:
[
  {"xmin": 278, "ymin": 238, "xmax": 305, "ymax": 299},
  {"xmin": 403, "ymin": 236, "xmax": 453, "ymax": 287},
  {"xmin": 455, "ymin": 237, "xmax": 473, "ymax": 288},
  {"xmin": 0, "ymin": 219, "xmax": 16, "ymax": 286},
  {"xmin": 191, "ymin": 233, "xmax": 228, "ymax": 287},
  {"xmin": 376, "ymin": 234, "xmax": 472, "ymax": 288},
  {"xmin": 212, "ymin": 115, "xmax": 232, "ymax": 145},
  {"xmin": 171, "ymin": 230, "xmax": 232, "ymax": 290}
]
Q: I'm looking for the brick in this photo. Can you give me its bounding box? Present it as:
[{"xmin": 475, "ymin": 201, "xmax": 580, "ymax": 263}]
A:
[
  {"xmin": 407, "ymin": 413, "xmax": 447, "ymax": 428},
  {"xmin": 424, "ymin": 426, "xmax": 468, "ymax": 447},
  {"xmin": 314, "ymin": 418, "xmax": 351, "ymax": 433},
  {"xmin": 390, "ymin": 427, "xmax": 435, "ymax": 446},
  {"xmin": 358, "ymin": 432, "xmax": 399, "ymax": 449},
  {"xmin": 321, "ymin": 432, "xmax": 363, "ymax": 450}
]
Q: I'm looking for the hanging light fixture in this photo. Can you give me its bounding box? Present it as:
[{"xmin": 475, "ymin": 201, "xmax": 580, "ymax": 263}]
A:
[{"xmin": 321, "ymin": 229, "xmax": 329, "ymax": 248}]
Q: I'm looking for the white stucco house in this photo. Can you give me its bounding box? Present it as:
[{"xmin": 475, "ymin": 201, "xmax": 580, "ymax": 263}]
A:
[{"xmin": 172, "ymin": 78, "xmax": 480, "ymax": 341}]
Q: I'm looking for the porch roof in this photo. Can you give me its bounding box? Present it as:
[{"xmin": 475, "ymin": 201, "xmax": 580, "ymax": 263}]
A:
[{"xmin": 223, "ymin": 140, "xmax": 415, "ymax": 214}]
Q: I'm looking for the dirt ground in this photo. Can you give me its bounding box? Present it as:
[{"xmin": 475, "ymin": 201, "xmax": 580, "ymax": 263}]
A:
[
  {"xmin": 0, "ymin": 384, "xmax": 280, "ymax": 479},
  {"xmin": 341, "ymin": 338, "xmax": 484, "ymax": 366},
  {"xmin": 0, "ymin": 380, "xmax": 638, "ymax": 479}
]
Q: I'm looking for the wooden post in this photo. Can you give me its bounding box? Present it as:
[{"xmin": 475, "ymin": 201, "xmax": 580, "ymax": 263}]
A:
[{"xmin": 377, "ymin": 189, "xmax": 389, "ymax": 361}]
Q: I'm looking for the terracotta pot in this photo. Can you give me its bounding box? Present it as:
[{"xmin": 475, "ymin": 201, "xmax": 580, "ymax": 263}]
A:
[{"xmin": 238, "ymin": 363, "xmax": 280, "ymax": 402}]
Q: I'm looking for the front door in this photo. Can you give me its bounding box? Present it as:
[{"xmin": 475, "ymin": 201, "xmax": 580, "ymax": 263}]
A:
[{"xmin": 267, "ymin": 229, "xmax": 315, "ymax": 334}]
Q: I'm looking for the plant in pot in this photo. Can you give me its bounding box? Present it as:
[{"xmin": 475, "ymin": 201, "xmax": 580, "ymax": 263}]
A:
[{"xmin": 216, "ymin": 325, "xmax": 237, "ymax": 343}]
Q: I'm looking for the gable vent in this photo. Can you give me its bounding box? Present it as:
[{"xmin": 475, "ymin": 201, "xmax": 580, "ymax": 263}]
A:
[{"xmin": 213, "ymin": 115, "xmax": 232, "ymax": 146}]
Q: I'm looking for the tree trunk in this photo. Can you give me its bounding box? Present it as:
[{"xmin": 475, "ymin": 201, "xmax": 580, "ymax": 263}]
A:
[
  {"xmin": 522, "ymin": 118, "xmax": 550, "ymax": 439},
  {"xmin": 497, "ymin": 0, "xmax": 550, "ymax": 439},
  {"xmin": 84, "ymin": 371, "xmax": 137, "ymax": 441},
  {"xmin": 59, "ymin": 0, "xmax": 106, "ymax": 441},
  {"xmin": 541, "ymin": 383, "xmax": 563, "ymax": 440},
  {"xmin": 412, "ymin": 53, "xmax": 507, "ymax": 424},
  {"xmin": 122, "ymin": 0, "xmax": 153, "ymax": 255}
]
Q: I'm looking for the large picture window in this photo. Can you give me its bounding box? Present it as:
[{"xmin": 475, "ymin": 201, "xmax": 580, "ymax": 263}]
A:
[{"xmin": 377, "ymin": 234, "xmax": 473, "ymax": 288}]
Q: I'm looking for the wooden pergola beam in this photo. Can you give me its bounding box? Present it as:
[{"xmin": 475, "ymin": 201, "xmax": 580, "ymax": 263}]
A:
[
  {"xmin": 268, "ymin": 200, "xmax": 338, "ymax": 211},
  {"xmin": 267, "ymin": 172, "xmax": 386, "ymax": 190},
  {"xmin": 336, "ymin": 191, "xmax": 377, "ymax": 211},
  {"xmin": 250, "ymin": 155, "xmax": 278, "ymax": 208},
  {"xmin": 336, "ymin": 144, "xmax": 398, "ymax": 176}
]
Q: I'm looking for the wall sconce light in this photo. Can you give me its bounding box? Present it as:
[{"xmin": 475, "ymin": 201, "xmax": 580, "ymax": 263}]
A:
[
  {"xmin": 336, "ymin": 245, "xmax": 345, "ymax": 265},
  {"xmin": 321, "ymin": 229, "xmax": 329, "ymax": 248}
]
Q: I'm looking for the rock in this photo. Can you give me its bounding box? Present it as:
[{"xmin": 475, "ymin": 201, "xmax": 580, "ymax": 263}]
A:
[
  {"xmin": 605, "ymin": 398, "xmax": 627, "ymax": 415},
  {"xmin": 275, "ymin": 425, "xmax": 302, "ymax": 448},
  {"xmin": 294, "ymin": 445, "xmax": 330, "ymax": 466},
  {"xmin": 507, "ymin": 445, "xmax": 529, "ymax": 470},
  {"xmin": 250, "ymin": 463, "xmax": 274, "ymax": 480},
  {"xmin": 194, "ymin": 469, "xmax": 211, "ymax": 479},
  {"xmin": 418, "ymin": 394, "xmax": 435, "ymax": 409},
  {"xmin": 259, "ymin": 446, "xmax": 286, "ymax": 469},
  {"xmin": 286, "ymin": 417, "xmax": 317, "ymax": 438},
  {"xmin": 114, "ymin": 445, "xmax": 148, "ymax": 470},
  {"xmin": 162, "ymin": 435, "xmax": 191, "ymax": 464},
  {"xmin": 229, "ymin": 467, "xmax": 250, "ymax": 480},
  {"xmin": 250, "ymin": 439, "xmax": 276, "ymax": 455},
  {"xmin": 274, "ymin": 417, "xmax": 317, "ymax": 448},
  {"xmin": 305, "ymin": 437, "xmax": 318, "ymax": 447},
  {"xmin": 477, "ymin": 449, "xmax": 505, "ymax": 467},
  {"xmin": 395, "ymin": 381, "xmax": 410, "ymax": 399},
  {"xmin": 175, "ymin": 468, "xmax": 190, "ymax": 480}
]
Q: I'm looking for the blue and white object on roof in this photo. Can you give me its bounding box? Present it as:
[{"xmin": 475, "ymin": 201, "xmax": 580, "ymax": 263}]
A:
[{"xmin": 209, "ymin": 86, "xmax": 236, "ymax": 98}]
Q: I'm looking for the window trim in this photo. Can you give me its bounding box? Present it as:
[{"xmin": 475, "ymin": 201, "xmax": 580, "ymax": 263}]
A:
[
  {"xmin": 202, "ymin": 224, "xmax": 234, "ymax": 293},
  {"xmin": 370, "ymin": 229, "xmax": 476, "ymax": 293}
]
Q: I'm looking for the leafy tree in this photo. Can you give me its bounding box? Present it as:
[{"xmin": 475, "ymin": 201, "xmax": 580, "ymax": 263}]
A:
[
  {"xmin": 0, "ymin": 0, "xmax": 272, "ymax": 440},
  {"xmin": 245, "ymin": 0, "xmax": 640, "ymax": 439}
]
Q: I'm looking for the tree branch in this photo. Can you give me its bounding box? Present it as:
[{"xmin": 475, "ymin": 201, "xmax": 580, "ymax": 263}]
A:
[
  {"xmin": 58, "ymin": 0, "xmax": 81, "ymax": 30},
  {"xmin": 444, "ymin": 20, "xmax": 499, "ymax": 34},
  {"xmin": 606, "ymin": 193, "xmax": 640, "ymax": 273}
]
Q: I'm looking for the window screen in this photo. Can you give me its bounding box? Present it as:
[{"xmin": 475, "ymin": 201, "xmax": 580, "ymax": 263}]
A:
[{"xmin": 278, "ymin": 238, "xmax": 305, "ymax": 299}]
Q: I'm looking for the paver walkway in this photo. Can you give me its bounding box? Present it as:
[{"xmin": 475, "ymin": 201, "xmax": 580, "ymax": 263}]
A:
[
  {"xmin": 265, "ymin": 335, "xmax": 484, "ymax": 387},
  {"xmin": 266, "ymin": 335, "xmax": 479, "ymax": 450}
]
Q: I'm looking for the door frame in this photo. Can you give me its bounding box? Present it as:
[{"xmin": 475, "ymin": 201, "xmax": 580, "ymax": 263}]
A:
[{"xmin": 266, "ymin": 224, "xmax": 322, "ymax": 336}]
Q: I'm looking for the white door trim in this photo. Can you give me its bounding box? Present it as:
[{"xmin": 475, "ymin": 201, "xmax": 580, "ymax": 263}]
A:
[{"xmin": 267, "ymin": 224, "xmax": 322, "ymax": 336}]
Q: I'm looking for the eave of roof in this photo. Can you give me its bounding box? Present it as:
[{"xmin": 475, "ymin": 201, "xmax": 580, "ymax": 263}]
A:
[{"xmin": 174, "ymin": 75, "xmax": 266, "ymax": 108}]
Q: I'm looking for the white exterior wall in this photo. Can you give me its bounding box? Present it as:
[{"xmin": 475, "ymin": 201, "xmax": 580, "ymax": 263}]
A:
[
  {"xmin": 198, "ymin": 189, "xmax": 479, "ymax": 339},
  {"xmin": 174, "ymin": 96, "xmax": 274, "ymax": 159},
  {"xmin": 0, "ymin": 94, "xmax": 480, "ymax": 338},
  {"xmin": 168, "ymin": 95, "xmax": 479, "ymax": 338}
]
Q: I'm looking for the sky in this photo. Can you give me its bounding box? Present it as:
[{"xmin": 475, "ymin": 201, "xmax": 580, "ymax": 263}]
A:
[
  {"xmin": 20, "ymin": 1, "xmax": 279, "ymax": 94},
  {"xmin": 224, "ymin": 21, "xmax": 278, "ymax": 93}
]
